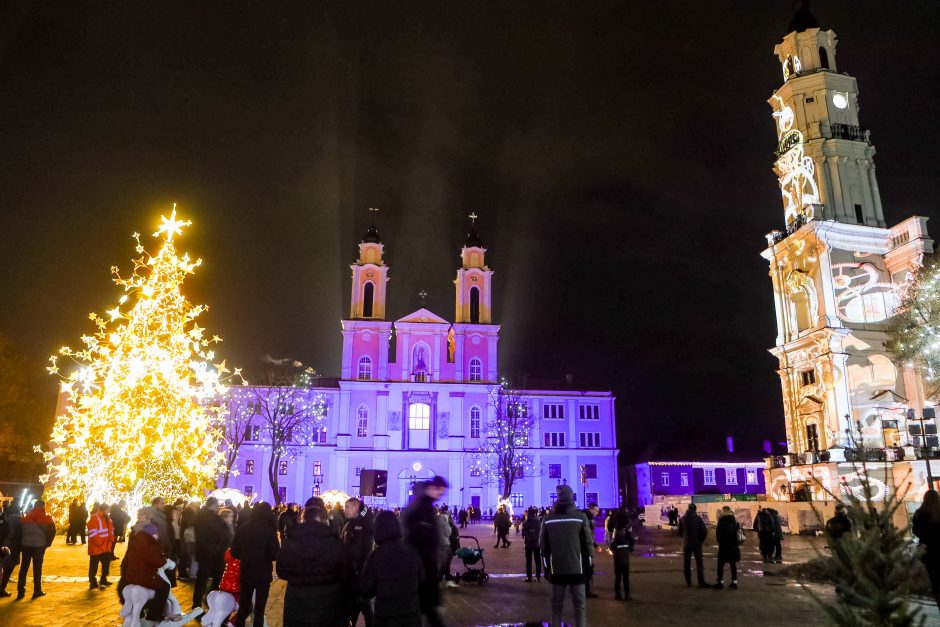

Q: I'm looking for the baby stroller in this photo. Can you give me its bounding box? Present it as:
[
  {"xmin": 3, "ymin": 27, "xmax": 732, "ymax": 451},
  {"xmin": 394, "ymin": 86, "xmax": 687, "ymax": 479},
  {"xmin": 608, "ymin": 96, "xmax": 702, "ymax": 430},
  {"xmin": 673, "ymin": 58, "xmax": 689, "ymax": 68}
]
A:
[{"xmin": 454, "ymin": 536, "xmax": 489, "ymax": 584}]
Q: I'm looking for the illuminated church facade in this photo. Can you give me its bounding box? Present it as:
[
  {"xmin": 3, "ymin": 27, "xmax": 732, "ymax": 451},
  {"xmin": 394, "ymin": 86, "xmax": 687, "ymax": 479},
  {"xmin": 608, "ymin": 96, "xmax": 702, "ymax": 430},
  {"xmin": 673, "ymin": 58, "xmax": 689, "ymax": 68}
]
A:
[
  {"xmin": 222, "ymin": 224, "xmax": 619, "ymax": 510},
  {"xmin": 762, "ymin": 9, "xmax": 936, "ymax": 502}
]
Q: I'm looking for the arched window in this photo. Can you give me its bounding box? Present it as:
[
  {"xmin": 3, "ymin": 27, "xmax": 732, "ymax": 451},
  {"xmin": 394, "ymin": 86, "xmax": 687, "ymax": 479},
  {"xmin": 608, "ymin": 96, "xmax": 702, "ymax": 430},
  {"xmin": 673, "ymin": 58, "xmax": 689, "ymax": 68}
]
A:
[
  {"xmin": 469, "ymin": 358, "xmax": 483, "ymax": 382},
  {"xmin": 818, "ymin": 46, "xmax": 829, "ymax": 69},
  {"xmin": 362, "ymin": 281, "xmax": 375, "ymax": 318},
  {"xmin": 409, "ymin": 403, "xmax": 430, "ymax": 430},
  {"xmin": 356, "ymin": 404, "xmax": 369, "ymax": 437},
  {"xmin": 357, "ymin": 355, "xmax": 372, "ymax": 380},
  {"xmin": 470, "ymin": 406, "xmax": 482, "ymax": 439},
  {"xmin": 469, "ymin": 286, "xmax": 480, "ymax": 323}
]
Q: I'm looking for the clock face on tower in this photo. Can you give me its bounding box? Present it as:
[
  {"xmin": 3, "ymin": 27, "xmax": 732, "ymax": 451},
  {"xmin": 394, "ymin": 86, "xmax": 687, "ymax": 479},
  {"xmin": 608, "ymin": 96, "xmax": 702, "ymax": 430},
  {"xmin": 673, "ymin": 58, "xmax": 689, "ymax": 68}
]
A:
[{"xmin": 832, "ymin": 93, "xmax": 848, "ymax": 109}]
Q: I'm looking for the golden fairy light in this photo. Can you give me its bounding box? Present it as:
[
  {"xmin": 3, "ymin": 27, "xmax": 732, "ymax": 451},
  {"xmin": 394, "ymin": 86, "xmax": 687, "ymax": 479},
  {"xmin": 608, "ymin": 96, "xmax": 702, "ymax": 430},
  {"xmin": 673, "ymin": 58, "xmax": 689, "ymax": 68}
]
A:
[{"xmin": 39, "ymin": 205, "xmax": 240, "ymax": 519}]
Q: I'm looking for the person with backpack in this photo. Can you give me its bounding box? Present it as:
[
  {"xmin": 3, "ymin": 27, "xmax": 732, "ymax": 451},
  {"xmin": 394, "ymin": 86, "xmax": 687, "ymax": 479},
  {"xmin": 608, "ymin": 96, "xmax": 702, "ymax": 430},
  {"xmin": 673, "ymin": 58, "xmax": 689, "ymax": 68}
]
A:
[
  {"xmin": 609, "ymin": 508, "xmax": 635, "ymax": 600},
  {"xmin": 521, "ymin": 507, "xmax": 542, "ymax": 583},
  {"xmin": 677, "ymin": 503, "xmax": 709, "ymax": 588},
  {"xmin": 539, "ymin": 484, "xmax": 593, "ymax": 627},
  {"xmin": 713, "ymin": 506, "xmax": 741, "ymax": 590},
  {"xmin": 16, "ymin": 500, "xmax": 56, "ymax": 599}
]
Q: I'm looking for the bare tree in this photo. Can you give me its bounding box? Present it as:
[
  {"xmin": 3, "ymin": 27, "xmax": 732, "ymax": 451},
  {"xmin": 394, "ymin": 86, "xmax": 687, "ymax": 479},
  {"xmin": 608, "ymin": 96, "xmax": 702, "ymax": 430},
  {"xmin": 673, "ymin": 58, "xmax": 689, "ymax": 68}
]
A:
[
  {"xmin": 252, "ymin": 367, "xmax": 326, "ymax": 505},
  {"xmin": 217, "ymin": 390, "xmax": 255, "ymax": 488},
  {"xmin": 472, "ymin": 379, "xmax": 539, "ymax": 500}
]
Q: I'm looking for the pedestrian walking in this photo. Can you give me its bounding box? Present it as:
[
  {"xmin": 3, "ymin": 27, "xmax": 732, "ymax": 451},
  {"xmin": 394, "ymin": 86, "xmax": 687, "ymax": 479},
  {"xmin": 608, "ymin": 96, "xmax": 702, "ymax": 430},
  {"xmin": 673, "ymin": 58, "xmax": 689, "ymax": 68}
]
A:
[
  {"xmin": 678, "ymin": 503, "xmax": 709, "ymax": 588},
  {"xmin": 521, "ymin": 506, "xmax": 542, "ymax": 582},
  {"xmin": 276, "ymin": 499, "xmax": 346, "ymax": 627},
  {"xmin": 458, "ymin": 508, "xmax": 468, "ymax": 529},
  {"xmin": 437, "ymin": 505, "xmax": 459, "ymax": 588},
  {"xmin": 230, "ymin": 501, "xmax": 279, "ymax": 627},
  {"xmin": 76, "ymin": 500, "xmax": 88, "ymax": 545},
  {"xmin": 87, "ymin": 502, "xmax": 115, "ymax": 589},
  {"xmin": 361, "ymin": 510, "xmax": 425, "ymax": 627},
  {"xmin": 767, "ymin": 507, "xmax": 783, "ymax": 563},
  {"xmin": 913, "ymin": 490, "xmax": 940, "ymax": 610},
  {"xmin": 582, "ymin": 502, "xmax": 600, "ymax": 598},
  {"xmin": 193, "ymin": 496, "xmax": 231, "ymax": 609},
  {"xmin": 112, "ymin": 500, "xmax": 130, "ymax": 543},
  {"xmin": 404, "ymin": 476, "xmax": 449, "ymax": 627},
  {"xmin": 342, "ymin": 497, "xmax": 375, "ymax": 627},
  {"xmin": 609, "ymin": 508, "xmax": 634, "ymax": 600},
  {"xmin": 67, "ymin": 499, "xmax": 80, "ymax": 544},
  {"xmin": 713, "ymin": 506, "xmax": 741, "ymax": 590},
  {"xmin": 540, "ymin": 484, "xmax": 593, "ymax": 627},
  {"xmin": 493, "ymin": 505, "xmax": 511, "ymax": 548},
  {"xmin": 0, "ymin": 503, "xmax": 21, "ymax": 597},
  {"xmin": 15, "ymin": 500, "xmax": 55, "ymax": 599},
  {"xmin": 753, "ymin": 506, "xmax": 775, "ymax": 563}
]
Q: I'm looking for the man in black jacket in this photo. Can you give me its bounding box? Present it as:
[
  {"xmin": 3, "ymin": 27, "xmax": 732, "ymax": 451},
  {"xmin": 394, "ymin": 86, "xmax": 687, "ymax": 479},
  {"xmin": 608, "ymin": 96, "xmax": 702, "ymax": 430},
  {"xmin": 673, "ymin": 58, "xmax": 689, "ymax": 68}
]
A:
[
  {"xmin": 192, "ymin": 497, "xmax": 231, "ymax": 609},
  {"xmin": 361, "ymin": 510, "xmax": 425, "ymax": 627},
  {"xmin": 539, "ymin": 485, "xmax": 593, "ymax": 627},
  {"xmin": 276, "ymin": 500, "xmax": 346, "ymax": 626},
  {"xmin": 404, "ymin": 476, "xmax": 448, "ymax": 627},
  {"xmin": 678, "ymin": 503, "xmax": 709, "ymax": 588},
  {"xmin": 231, "ymin": 501, "xmax": 280, "ymax": 627},
  {"xmin": 343, "ymin": 498, "xmax": 375, "ymax": 627}
]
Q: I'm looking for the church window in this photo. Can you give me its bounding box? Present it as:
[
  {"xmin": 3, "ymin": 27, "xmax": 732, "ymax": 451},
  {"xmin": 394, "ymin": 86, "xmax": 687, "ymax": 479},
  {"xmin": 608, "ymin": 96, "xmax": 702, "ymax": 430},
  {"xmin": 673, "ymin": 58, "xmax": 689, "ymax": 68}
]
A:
[
  {"xmin": 470, "ymin": 406, "xmax": 482, "ymax": 439},
  {"xmin": 413, "ymin": 345, "xmax": 429, "ymax": 382},
  {"xmin": 806, "ymin": 423, "xmax": 820, "ymax": 451},
  {"xmin": 680, "ymin": 473, "xmax": 689, "ymax": 487},
  {"xmin": 548, "ymin": 464, "xmax": 561, "ymax": 479},
  {"xmin": 314, "ymin": 427, "xmax": 328, "ymax": 444},
  {"xmin": 510, "ymin": 493, "xmax": 524, "ymax": 508},
  {"xmin": 469, "ymin": 358, "xmax": 482, "ymax": 382},
  {"xmin": 313, "ymin": 461, "xmax": 322, "ymax": 476},
  {"xmin": 245, "ymin": 459, "xmax": 254, "ymax": 475},
  {"xmin": 800, "ymin": 369, "xmax": 816, "ymax": 387},
  {"xmin": 409, "ymin": 403, "xmax": 431, "ymax": 430},
  {"xmin": 746, "ymin": 469, "xmax": 758, "ymax": 485},
  {"xmin": 661, "ymin": 473, "xmax": 669, "ymax": 487},
  {"xmin": 357, "ymin": 404, "xmax": 369, "ymax": 437},
  {"xmin": 279, "ymin": 460, "xmax": 289, "ymax": 476},
  {"xmin": 703, "ymin": 468, "xmax": 716, "ymax": 485},
  {"xmin": 725, "ymin": 468, "xmax": 738, "ymax": 485},
  {"xmin": 470, "ymin": 286, "xmax": 480, "ymax": 323},
  {"xmin": 447, "ymin": 327, "xmax": 456, "ymax": 363},
  {"xmin": 357, "ymin": 355, "xmax": 373, "ymax": 380},
  {"xmin": 362, "ymin": 281, "xmax": 375, "ymax": 318},
  {"xmin": 819, "ymin": 46, "xmax": 829, "ymax": 69},
  {"xmin": 854, "ymin": 204, "xmax": 864, "ymax": 224}
]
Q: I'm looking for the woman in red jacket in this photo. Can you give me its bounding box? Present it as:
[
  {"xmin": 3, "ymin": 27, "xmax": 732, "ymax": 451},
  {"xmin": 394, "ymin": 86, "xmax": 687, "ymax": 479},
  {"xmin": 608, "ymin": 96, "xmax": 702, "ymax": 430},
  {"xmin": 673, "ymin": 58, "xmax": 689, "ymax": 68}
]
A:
[
  {"xmin": 122, "ymin": 523, "xmax": 170, "ymax": 623},
  {"xmin": 87, "ymin": 503, "xmax": 115, "ymax": 589}
]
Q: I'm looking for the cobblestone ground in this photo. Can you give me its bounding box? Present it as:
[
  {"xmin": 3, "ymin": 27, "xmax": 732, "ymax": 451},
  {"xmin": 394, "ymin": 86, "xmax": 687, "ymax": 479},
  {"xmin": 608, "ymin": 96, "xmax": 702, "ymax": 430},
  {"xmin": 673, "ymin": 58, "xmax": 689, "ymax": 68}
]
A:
[{"xmin": 2, "ymin": 523, "xmax": 939, "ymax": 626}]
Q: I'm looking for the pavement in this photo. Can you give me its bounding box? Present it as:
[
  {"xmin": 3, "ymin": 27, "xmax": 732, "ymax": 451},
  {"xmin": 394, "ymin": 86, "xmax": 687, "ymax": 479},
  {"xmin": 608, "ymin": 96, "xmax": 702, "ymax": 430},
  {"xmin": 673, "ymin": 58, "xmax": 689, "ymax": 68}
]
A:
[{"xmin": 1, "ymin": 522, "xmax": 938, "ymax": 626}]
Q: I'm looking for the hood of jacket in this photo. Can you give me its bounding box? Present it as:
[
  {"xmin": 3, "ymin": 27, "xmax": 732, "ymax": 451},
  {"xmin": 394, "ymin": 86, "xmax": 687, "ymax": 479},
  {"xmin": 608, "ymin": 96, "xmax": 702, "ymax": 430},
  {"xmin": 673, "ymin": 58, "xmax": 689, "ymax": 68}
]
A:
[
  {"xmin": 374, "ymin": 511, "xmax": 402, "ymax": 544},
  {"xmin": 552, "ymin": 499, "xmax": 577, "ymax": 515},
  {"xmin": 22, "ymin": 506, "xmax": 53, "ymax": 525}
]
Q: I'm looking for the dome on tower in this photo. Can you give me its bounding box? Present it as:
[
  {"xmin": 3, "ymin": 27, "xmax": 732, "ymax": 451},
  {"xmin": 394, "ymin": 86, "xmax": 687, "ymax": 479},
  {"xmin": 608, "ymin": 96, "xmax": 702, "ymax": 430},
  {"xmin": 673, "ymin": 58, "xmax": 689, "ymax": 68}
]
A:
[
  {"xmin": 788, "ymin": 1, "xmax": 820, "ymax": 34},
  {"xmin": 464, "ymin": 226, "xmax": 483, "ymax": 248},
  {"xmin": 361, "ymin": 224, "xmax": 382, "ymax": 244}
]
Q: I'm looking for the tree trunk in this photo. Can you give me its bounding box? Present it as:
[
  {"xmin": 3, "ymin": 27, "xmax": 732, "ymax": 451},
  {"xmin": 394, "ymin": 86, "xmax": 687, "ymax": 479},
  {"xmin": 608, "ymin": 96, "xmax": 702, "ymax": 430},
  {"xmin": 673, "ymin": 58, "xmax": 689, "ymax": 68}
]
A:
[{"xmin": 269, "ymin": 453, "xmax": 281, "ymax": 505}]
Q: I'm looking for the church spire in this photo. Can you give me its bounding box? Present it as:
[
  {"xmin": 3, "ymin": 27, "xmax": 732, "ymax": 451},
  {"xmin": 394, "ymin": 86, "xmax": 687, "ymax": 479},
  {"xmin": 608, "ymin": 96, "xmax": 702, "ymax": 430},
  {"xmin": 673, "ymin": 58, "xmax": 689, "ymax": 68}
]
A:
[
  {"xmin": 454, "ymin": 213, "xmax": 493, "ymax": 324},
  {"xmin": 349, "ymin": 208, "xmax": 389, "ymax": 319}
]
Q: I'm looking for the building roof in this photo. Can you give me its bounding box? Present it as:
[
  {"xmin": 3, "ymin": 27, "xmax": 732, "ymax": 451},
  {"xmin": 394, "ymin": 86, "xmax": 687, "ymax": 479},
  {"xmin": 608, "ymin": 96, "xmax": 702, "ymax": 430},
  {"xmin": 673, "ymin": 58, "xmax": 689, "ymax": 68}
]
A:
[
  {"xmin": 361, "ymin": 224, "xmax": 382, "ymax": 244},
  {"xmin": 788, "ymin": 1, "xmax": 820, "ymax": 34},
  {"xmin": 464, "ymin": 226, "xmax": 484, "ymax": 248},
  {"xmin": 644, "ymin": 460, "xmax": 766, "ymax": 467}
]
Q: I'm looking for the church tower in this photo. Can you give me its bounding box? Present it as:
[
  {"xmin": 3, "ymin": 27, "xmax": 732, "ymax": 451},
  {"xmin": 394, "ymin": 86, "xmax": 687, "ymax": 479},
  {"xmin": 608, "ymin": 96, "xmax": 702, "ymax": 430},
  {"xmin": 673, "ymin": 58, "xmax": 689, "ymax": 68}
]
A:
[
  {"xmin": 341, "ymin": 221, "xmax": 393, "ymax": 381},
  {"xmin": 452, "ymin": 216, "xmax": 499, "ymax": 383},
  {"xmin": 761, "ymin": 6, "xmax": 935, "ymax": 502}
]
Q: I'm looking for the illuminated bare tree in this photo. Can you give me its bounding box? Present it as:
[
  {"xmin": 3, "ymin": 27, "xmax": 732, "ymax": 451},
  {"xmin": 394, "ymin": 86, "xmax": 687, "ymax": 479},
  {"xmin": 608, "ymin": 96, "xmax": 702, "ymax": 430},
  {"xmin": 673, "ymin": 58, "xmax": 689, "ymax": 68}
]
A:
[
  {"xmin": 253, "ymin": 365, "xmax": 326, "ymax": 505},
  {"xmin": 217, "ymin": 391, "xmax": 254, "ymax": 488},
  {"xmin": 472, "ymin": 379, "xmax": 539, "ymax": 500}
]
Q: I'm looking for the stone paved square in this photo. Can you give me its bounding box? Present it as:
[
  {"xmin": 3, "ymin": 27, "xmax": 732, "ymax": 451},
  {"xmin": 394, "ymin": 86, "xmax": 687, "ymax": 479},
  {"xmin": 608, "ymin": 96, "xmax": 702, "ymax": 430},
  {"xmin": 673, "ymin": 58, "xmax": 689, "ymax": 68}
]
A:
[{"xmin": 2, "ymin": 523, "xmax": 938, "ymax": 626}]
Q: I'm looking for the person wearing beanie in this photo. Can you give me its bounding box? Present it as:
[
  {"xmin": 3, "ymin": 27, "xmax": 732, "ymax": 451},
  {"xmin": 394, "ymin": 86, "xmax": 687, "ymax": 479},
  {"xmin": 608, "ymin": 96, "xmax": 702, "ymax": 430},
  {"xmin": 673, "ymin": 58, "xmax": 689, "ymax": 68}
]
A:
[
  {"xmin": 121, "ymin": 521, "xmax": 171, "ymax": 622},
  {"xmin": 539, "ymin": 484, "xmax": 593, "ymax": 627},
  {"xmin": 15, "ymin": 500, "xmax": 55, "ymax": 599},
  {"xmin": 230, "ymin": 501, "xmax": 280, "ymax": 627},
  {"xmin": 714, "ymin": 506, "xmax": 741, "ymax": 590},
  {"xmin": 361, "ymin": 510, "xmax": 425, "ymax": 627},
  {"xmin": 678, "ymin": 503, "xmax": 709, "ymax": 588}
]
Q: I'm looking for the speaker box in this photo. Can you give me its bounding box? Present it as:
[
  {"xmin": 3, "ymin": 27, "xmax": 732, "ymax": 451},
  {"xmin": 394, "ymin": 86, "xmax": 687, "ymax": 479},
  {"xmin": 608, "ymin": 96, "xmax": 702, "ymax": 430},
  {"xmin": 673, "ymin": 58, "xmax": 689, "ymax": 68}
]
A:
[{"xmin": 360, "ymin": 469, "xmax": 388, "ymax": 497}]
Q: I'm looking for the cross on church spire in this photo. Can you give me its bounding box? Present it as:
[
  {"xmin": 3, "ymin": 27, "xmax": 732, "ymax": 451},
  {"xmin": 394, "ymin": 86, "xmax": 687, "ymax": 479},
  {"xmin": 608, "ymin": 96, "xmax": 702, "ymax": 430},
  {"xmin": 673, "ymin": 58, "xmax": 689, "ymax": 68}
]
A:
[
  {"xmin": 469, "ymin": 212, "xmax": 478, "ymax": 224},
  {"xmin": 418, "ymin": 289, "xmax": 428, "ymax": 306}
]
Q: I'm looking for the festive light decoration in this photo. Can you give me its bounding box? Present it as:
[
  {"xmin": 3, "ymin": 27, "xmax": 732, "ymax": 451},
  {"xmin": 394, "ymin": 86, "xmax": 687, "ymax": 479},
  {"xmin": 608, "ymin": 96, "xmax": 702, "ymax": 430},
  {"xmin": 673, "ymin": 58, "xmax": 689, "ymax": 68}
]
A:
[
  {"xmin": 471, "ymin": 379, "xmax": 539, "ymax": 500},
  {"xmin": 772, "ymin": 95, "xmax": 820, "ymax": 227},
  {"xmin": 888, "ymin": 259, "xmax": 940, "ymax": 393},
  {"xmin": 39, "ymin": 206, "xmax": 239, "ymax": 519}
]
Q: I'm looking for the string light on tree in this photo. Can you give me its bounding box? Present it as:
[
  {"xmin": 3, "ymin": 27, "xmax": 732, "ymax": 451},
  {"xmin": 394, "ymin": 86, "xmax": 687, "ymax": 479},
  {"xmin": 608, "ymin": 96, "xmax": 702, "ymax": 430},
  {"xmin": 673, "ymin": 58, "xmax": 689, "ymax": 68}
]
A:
[{"xmin": 39, "ymin": 205, "xmax": 241, "ymax": 518}]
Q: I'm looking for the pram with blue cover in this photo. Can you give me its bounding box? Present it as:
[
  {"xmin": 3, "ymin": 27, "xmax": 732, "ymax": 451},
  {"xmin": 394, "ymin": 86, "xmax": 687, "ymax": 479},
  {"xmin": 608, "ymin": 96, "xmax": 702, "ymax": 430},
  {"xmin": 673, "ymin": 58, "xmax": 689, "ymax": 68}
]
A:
[{"xmin": 454, "ymin": 535, "xmax": 489, "ymax": 584}]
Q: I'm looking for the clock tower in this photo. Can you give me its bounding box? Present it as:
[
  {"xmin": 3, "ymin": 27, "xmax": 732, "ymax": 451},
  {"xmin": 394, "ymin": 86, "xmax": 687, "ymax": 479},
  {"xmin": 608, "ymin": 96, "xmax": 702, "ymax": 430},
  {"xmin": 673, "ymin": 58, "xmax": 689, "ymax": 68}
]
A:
[{"xmin": 761, "ymin": 7, "xmax": 936, "ymax": 502}]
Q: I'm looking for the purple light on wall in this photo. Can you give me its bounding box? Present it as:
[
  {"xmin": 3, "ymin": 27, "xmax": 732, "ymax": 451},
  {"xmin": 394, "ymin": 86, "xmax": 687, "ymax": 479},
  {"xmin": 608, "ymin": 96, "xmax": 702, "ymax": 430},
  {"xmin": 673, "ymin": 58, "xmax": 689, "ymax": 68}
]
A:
[
  {"xmin": 764, "ymin": 439, "xmax": 772, "ymax": 455},
  {"xmin": 726, "ymin": 436, "xmax": 734, "ymax": 453}
]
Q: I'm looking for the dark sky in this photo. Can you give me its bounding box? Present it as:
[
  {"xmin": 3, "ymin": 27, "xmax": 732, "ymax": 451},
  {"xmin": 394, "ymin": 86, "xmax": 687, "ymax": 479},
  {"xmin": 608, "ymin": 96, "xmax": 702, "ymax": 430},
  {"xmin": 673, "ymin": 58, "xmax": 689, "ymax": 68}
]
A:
[{"xmin": 1, "ymin": 2, "xmax": 938, "ymax": 463}]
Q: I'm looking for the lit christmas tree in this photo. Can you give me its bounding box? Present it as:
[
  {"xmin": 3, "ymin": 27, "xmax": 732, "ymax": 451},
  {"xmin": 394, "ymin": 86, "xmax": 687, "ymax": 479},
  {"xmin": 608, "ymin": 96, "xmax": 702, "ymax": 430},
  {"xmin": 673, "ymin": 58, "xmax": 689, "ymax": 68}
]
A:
[
  {"xmin": 888, "ymin": 257, "xmax": 940, "ymax": 397},
  {"xmin": 40, "ymin": 206, "xmax": 239, "ymax": 517}
]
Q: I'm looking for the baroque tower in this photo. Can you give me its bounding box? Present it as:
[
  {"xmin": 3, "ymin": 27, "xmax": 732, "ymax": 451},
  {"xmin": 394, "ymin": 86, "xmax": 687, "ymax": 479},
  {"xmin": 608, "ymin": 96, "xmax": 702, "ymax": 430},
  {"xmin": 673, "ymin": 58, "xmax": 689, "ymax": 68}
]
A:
[{"xmin": 761, "ymin": 7, "xmax": 935, "ymax": 502}]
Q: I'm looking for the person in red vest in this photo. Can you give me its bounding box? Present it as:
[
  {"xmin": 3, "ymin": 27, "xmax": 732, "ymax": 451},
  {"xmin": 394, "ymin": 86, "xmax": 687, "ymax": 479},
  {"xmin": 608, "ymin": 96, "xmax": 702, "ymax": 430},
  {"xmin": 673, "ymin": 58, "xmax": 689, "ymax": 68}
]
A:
[{"xmin": 87, "ymin": 502, "xmax": 115, "ymax": 589}]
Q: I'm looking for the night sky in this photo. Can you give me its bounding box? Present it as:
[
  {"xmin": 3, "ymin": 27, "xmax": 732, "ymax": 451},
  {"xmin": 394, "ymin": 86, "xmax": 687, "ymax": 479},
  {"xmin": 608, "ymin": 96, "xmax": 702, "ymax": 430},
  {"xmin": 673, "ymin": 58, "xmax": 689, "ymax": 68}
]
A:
[{"xmin": 1, "ymin": 2, "xmax": 938, "ymax": 463}]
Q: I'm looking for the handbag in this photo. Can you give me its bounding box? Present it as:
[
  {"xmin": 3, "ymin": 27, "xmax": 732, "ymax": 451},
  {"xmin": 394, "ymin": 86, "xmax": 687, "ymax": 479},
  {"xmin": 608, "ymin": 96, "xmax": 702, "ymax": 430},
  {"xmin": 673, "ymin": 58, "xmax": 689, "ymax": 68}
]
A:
[{"xmin": 737, "ymin": 527, "xmax": 746, "ymax": 545}]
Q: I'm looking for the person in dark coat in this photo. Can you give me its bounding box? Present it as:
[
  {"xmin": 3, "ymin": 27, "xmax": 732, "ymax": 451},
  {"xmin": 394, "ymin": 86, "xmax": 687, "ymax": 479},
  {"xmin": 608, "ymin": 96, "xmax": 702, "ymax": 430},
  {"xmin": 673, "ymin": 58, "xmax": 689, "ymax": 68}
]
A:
[
  {"xmin": 342, "ymin": 497, "xmax": 375, "ymax": 627},
  {"xmin": 766, "ymin": 507, "xmax": 784, "ymax": 563},
  {"xmin": 67, "ymin": 499, "xmax": 80, "ymax": 544},
  {"xmin": 493, "ymin": 506, "xmax": 511, "ymax": 548},
  {"xmin": 539, "ymin": 484, "xmax": 593, "ymax": 627},
  {"xmin": 0, "ymin": 503, "xmax": 21, "ymax": 597},
  {"xmin": 15, "ymin": 500, "xmax": 56, "ymax": 599},
  {"xmin": 111, "ymin": 500, "xmax": 130, "ymax": 543},
  {"xmin": 913, "ymin": 490, "xmax": 940, "ymax": 610},
  {"xmin": 825, "ymin": 503, "xmax": 853, "ymax": 540},
  {"xmin": 276, "ymin": 500, "xmax": 346, "ymax": 627},
  {"xmin": 278, "ymin": 505, "xmax": 299, "ymax": 540},
  {"xmin": 404, "ymin": 476, "xmax": 448, "ymax": 627},
  {"xmin": 192, "ymin": 497, "xmax": 231, "ymax": 609},
  {"xmin": 677, "ymin": 503, "xmax": 708, "ymax": 588},
  {"xmin": 230, "ymin": 501, "xmax": 279, "ymax": 627},
  {"xmin": 121, "ymin": 523, "xmax": 171, "ymax": 621},
  {"xmin": 457, "ymin": 508, "xmax": 468, "ymax": 529},
  {"xmin": 582, "ymin": 503, "xmax": 600, "ymax": 598},
  {"xmin": 609, "ymin": 508, "xmax": 635, "ymax": 600},
  {"xmin": 521, "ymin": 507, "xmax": 542, "ymax": 582},
  {"xmin": 361, "ymin": 510, "xmax": 425, "ymax": 627},
  {"xmin": 713, "ymin": 506, "xmax": 741, "ymax": 589},
  {"xmin": 753, "ymin": 507, "xmax": 775, "ymax": 563}
]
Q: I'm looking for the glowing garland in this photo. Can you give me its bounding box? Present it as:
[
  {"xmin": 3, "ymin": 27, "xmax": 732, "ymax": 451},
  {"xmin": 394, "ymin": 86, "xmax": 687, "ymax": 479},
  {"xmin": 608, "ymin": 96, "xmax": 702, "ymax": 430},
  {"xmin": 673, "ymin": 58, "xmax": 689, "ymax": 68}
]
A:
[
  {"xmin": 39, "ymin": 206, "xmax": 240, "ymax": 519},
  {"xmin": 772, "ymin": 95, "xmax": 820, "ymax": 226}
]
